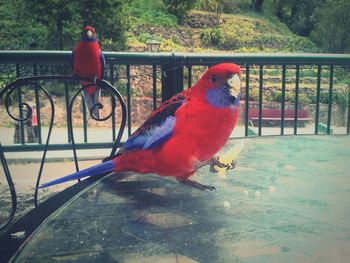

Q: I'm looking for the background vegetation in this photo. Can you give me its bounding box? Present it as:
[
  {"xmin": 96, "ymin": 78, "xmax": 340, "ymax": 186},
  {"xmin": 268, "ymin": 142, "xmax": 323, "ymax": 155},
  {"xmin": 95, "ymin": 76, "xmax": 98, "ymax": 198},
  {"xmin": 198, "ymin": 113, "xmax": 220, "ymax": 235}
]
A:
[{"xmin": 0, "ymin": 0, "xmax": 349, "ymax": 53}]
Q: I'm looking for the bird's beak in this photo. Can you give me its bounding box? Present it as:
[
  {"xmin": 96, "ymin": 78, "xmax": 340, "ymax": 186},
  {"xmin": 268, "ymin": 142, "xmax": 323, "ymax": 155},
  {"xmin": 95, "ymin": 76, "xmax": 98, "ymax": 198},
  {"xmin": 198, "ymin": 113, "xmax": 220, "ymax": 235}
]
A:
[
  {"xmin": 226, "ymin": 74, "xmax": 241, "ymax": 98},
  {"xmin": 86, "ymin": 30, "xmax": 93, "ymax": 38}
]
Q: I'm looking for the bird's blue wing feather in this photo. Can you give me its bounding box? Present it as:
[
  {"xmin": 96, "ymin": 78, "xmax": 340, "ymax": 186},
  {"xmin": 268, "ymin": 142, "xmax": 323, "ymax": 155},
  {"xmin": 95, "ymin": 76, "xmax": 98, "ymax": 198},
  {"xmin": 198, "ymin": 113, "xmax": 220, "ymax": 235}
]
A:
[
  {"xmin": 123, "ymin": 115, "xmax": 176, "ymax": 151},
  {"xmin": 121, "ymin": 94, "xmax": 185, "ymax": 152}
]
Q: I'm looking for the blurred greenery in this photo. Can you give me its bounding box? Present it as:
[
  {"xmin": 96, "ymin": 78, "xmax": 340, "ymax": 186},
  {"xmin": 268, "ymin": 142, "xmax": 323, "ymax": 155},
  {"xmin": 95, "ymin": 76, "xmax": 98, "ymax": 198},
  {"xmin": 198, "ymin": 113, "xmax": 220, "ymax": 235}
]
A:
[
  {"xmin": 274, "ymin": 0, "xmax": 350, "ymax": 53},
  {"xmin": 162, "ymin": 0, "xmax": 196, "ymax": 24},
  {"xmin": 0, "ymin": 0, "xmax": 130, "ymax": 51},
  {"xmin": 311, "ymin": 0, "xmax": 350, "ymax": 53},
  {"xmin": 129, "ymin": 0, "xmax": 177, "ymax": 26},
  {"xmin": 248, "ymin": 87, "xmax": 349, "ymax": 107},
  {"xmin": 1, "ymin": 0, "xmax": 349, "ymax": 53}
]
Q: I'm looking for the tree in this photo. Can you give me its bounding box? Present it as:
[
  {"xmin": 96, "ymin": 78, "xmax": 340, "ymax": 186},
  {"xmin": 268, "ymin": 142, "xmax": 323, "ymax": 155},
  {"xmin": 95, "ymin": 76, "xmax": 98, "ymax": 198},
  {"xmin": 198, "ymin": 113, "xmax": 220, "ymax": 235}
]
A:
[
  {"xmin": 274, "ymin": 0, "xmax": 319, "ymax": 37},
  {"xmin": 195, "ymin": 0, "xmax": 225, "ymax": 26},
  {"xmin": 162, "ymin": 0, "xmax": 196, "ymax": 24},
  {"xmin": 311, "ymin": 0, "xmax": 350, "ymax": 53},
  {"xmin": 11, "ymin": 0, "xmax": 131, "ymax": 51},
  {"xmin": 23, "ymin": 0, "xmax": 77, "ymax": 50},
  {"xmin": 77, "ymin": 0, "xmax": 131, "ymax": 51},
  {"xmin": 0, "ymin": 0, "xmax": 45, "ymax": 49},
  {"xmin": 251, "ymin": 0, "xmax": 264, "ymax": 11}
]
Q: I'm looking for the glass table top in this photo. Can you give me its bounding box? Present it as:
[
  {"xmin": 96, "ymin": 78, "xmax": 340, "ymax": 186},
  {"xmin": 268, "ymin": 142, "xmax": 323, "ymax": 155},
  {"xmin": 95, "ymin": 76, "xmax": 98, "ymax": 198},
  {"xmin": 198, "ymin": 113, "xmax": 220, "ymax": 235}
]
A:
[{"xmin": 14, "ymin": 135, "xmax": 350, "ymax": 262}]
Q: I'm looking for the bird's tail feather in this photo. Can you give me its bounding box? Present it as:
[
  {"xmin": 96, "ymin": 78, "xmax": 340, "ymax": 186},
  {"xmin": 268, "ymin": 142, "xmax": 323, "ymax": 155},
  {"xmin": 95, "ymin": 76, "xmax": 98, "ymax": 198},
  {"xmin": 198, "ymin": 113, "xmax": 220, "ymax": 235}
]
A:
[
  {"xmin": 38, "ymin": 160, "xmax": 115, "ymax": 189},
  {"xmin": 82, "ymin": 87, "xmax": 101, "ymax": 119}
]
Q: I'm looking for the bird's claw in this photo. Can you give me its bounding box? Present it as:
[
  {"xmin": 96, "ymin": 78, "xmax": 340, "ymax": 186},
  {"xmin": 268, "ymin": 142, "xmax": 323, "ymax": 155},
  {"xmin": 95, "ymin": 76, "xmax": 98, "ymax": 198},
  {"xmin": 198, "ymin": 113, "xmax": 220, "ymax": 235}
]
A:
[
  {"xmin": 209, "ymin": 157, "xmax": 234, "ymax": 173},
  {"xmin": 226, "ymin": 160, "xmax": 237, "ymax": 170}
]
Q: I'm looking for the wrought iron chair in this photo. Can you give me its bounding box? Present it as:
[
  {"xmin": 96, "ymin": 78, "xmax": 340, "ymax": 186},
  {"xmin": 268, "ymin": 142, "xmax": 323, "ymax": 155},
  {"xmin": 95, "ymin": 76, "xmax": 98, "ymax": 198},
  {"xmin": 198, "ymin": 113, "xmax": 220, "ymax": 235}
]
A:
[{"xmin": 0, "ymin": 76, "xmax": 126, "ymax": 230}]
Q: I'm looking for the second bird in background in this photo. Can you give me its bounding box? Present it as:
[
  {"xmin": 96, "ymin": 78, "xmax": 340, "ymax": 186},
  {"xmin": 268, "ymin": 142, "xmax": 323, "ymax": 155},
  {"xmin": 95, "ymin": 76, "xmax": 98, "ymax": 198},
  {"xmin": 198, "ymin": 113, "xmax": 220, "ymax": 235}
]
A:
[{"xmin": 72, "ymin": 25, "xmax": 105, "ymax": 119}]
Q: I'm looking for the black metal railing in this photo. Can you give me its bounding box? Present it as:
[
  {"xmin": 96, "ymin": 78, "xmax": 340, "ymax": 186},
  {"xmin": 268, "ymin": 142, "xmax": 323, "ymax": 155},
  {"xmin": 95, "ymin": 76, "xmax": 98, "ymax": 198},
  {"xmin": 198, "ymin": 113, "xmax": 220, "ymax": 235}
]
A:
[
  {"xmin": 1, "ymin": 52, "xmax": 350, "ymax": 150},
  {"xmin": 0, "ymin": 51, "xmax": 350, "ymax": 230}
]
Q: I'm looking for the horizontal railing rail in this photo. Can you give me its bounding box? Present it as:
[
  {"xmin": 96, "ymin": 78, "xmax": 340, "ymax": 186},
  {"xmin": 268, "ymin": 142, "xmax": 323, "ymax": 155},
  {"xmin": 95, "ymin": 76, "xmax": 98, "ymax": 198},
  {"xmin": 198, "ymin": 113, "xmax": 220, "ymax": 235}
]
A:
[{"xmin": 1, "ymin": 51, "xmax": 350, "ymax": 65}]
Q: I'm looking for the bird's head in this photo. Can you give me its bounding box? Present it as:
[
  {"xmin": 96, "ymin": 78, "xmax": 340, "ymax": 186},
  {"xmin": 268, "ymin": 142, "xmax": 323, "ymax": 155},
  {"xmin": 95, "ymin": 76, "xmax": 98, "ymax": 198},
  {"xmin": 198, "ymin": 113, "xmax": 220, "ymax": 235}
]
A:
[
  {"xmin": 81, "ymin": 26, "xmax": 97, "ymax": 42},
  {"xmin": 196, "ymin": 63, "xmax": 242, "ymax": 108}
]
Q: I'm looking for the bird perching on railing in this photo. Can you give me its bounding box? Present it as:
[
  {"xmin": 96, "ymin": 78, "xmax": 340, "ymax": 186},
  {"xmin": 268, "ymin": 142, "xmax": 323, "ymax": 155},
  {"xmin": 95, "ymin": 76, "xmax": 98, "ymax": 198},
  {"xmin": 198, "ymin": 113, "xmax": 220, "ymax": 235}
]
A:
[
  {"xmin": 39, "ymin": 63, "xmax": 243, "ymax": 191},
  {"xmin": 72, "ymin": 25, "xmax": 105, "ymax": 119}
]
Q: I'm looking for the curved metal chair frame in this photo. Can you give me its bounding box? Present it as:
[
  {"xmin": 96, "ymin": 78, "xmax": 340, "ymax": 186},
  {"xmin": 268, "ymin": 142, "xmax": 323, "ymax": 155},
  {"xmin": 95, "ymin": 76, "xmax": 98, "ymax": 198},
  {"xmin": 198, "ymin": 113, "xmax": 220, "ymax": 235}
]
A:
[{"xmin": 0, "ymin": 75, "xmax": 126, "ymax": 230}]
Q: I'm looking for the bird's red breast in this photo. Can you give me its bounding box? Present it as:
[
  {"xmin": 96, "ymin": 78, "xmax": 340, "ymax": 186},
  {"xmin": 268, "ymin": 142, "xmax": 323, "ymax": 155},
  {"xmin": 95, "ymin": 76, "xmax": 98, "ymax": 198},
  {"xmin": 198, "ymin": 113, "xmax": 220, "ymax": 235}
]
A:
[{"xmin": 73, "ymin": 41, "xmax": 102, "ymax": 95}]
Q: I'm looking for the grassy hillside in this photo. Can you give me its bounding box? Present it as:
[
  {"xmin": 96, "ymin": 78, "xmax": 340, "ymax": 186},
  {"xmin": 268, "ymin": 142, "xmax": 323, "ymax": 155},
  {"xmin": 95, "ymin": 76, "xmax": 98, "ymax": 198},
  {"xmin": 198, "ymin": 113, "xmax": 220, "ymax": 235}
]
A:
[
  {"xmin": 126, "ymin": 0, "xmax": 348, "ymax": 112},
  {"xmin": 127, "ymin": 0, "xmax": 318, "ymax": 53}
]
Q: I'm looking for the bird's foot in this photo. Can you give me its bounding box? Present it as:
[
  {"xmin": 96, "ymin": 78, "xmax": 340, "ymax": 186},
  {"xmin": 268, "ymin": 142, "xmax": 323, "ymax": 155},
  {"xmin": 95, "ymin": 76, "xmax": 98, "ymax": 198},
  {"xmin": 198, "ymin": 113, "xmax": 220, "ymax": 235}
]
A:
[
  {"xmin": 208, "ymin": 157, "xmax": 228, "ymax": 173},
  {"xmin": 180, "ymin": 179, "xmax": 217, "ymax": 192}
]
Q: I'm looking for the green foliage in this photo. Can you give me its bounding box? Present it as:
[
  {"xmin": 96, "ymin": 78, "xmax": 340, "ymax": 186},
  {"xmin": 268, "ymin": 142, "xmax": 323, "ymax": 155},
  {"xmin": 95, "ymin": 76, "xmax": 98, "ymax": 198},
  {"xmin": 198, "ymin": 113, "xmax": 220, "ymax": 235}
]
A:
[
  {"xmin": 22, "ymin": 0, "xmax": 78, "ymax": 50},
  {"xmin": 332, "ymin": 90, "xmax": 349, "ymax": 107},
  {"xmin": 200, "ymin": 28, "xmax": 222, "ymax": 47},
  {"xmin": 0, "ymin": 0, "xmax": 130, "ymax": 50},
  {"xmin": 137, "ymin": 32, "xmax": 155, "ymax": 44},
  {"xmin": 1, "ymin": 0, "xmax": 348, "ymax": 55},
  {"xmin": 311, "ymin": 0, "xmax": 350, "ymax": 53},
  {"xmin": 162, "ymin": 0, "xmax": 196, "ymax": 23},
  {"xmin": 248, "ymin": 86, "xmax": 349, "ymax": 107},
  {"xmin": 194, "ymin": 0, "xmax": 227, "ymax": 25},
  {"xmin": 218, "ymin": 15, "xmax": 318, "ymax": 52},
  {"xmin": 251, "ymin": 0, "xmax": 264, "ymax": 11},
  {"xmin": 130, "ymin": 0, "xmax": 177, "ymax": 26},
  {"xmin": 0, "ymin": 1, "xmax": 47, "ymax": 49},
  {"xmin": 249, "ymin": 88, "xmax": 260, "ymax": 101},
  {"xmin": 159, "ymin": 39, "xmax": 187, "ymax": 52},
  {"xmin": 307, "ymin": 89, "xmax": 349, "ymax": 107},
  {"xmin": 274, "ymin": 0, "xmax": 350, "ymax": 53},
  {"xmin": 270, "ymin": 88, "xmax": 348, "ymax": 107},
  {"xmin": 159, "ymin": 39, "xmax": 176, "ymax": 52},
  {"xmin": 77, "ymin": 0, "xmax": 131, "ymax": 51},
  {"xmin": 273, "ymin": 0, "xmax": 318, "ymax": 37},
  {"xmin": 196, "ymin": 0, "xmax": 250, "ymax": 13}
]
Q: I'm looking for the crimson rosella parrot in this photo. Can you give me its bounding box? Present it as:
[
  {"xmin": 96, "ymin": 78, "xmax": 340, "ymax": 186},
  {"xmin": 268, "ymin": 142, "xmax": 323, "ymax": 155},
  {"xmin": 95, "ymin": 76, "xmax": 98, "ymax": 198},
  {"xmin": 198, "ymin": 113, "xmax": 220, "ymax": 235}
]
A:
[
  {"xmin": 40, "ymin": 63, "xmax": 242, "ymax": 191},
  {"xmin": 72, "ymin": 25, "xmax": 105, "ymax": 118}
]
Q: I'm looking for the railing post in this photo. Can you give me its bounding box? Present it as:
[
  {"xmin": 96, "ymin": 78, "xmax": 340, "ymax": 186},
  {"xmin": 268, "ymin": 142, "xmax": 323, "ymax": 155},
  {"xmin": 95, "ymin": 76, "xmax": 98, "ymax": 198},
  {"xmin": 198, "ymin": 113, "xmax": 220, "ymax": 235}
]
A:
[
  {"xmin": 244, "ymin": 64, "xmax": 250, "ymax": 137},
  {"xmin": 327, "ymin": 65, "xmax": 334, "ymax": 134},
  {"xmin": 161, "ymin": 53, "xmax": 184, "ymax": 102},
  {"xmin": 315, "ymin": 65, "xmax": 322, "ymax": 134},
  {"xmin": 110, "ymin": 63, "xmax": 116, "ymax": 140},
  {"xmin": 281, "ymin": 65, "xmax": 286, "ymax": 135},
  {"xmin": 258, "ymin": 65, "xmax": 263, "ymax": 136},
  {"xmin": 347, "ymin": 84, "xmax": 350, "ymax": 135},
  {"xmin": 294, "ymin": 65, "xmax": 300, "ymax": 135},
  {"xmin": 126, "ymin": 65, "xmax": 131, "ymax": 136}
]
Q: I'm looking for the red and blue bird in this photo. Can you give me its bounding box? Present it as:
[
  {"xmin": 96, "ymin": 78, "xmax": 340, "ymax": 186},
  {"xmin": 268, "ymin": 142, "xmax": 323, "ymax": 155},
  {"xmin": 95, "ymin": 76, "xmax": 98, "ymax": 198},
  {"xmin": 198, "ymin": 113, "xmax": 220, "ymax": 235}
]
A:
[
  {"xmin": 40, "ymin": 63, "xmax": 242, "ymax": 191},
  {"xmin": 72, "ymin": 25, "xmax": 105, "ymax": 118}
]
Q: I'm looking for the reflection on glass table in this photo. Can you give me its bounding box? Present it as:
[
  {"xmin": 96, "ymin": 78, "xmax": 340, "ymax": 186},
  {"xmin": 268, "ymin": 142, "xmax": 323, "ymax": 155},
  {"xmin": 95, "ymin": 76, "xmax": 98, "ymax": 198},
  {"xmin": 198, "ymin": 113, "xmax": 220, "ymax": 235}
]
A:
[{"xmin": 13, "ymin": 135, "xmax": 350, "ymax": 263}]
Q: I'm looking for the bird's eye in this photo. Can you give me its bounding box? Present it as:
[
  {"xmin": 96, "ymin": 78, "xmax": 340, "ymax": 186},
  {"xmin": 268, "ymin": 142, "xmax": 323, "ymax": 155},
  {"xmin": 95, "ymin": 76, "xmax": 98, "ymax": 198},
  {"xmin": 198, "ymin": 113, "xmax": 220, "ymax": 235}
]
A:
[
  {"xmin": 228, "ymin": 73, "xmax": 233, "ymax": 79},
  {"xmin": 211, "ymin": 75, "xmax": 219, "ymax": 82}
]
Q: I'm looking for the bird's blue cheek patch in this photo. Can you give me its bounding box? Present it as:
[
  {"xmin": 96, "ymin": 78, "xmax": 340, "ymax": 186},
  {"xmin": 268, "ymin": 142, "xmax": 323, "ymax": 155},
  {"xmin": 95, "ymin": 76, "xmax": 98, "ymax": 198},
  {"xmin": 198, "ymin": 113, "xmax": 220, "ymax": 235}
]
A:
[
  {"xmin": 207, "ymin": 87, "xmax": 240, "ymax": 108},
  {"xmin": 81, "ymin": 36, "xmax": 98, "ymax": 42}
]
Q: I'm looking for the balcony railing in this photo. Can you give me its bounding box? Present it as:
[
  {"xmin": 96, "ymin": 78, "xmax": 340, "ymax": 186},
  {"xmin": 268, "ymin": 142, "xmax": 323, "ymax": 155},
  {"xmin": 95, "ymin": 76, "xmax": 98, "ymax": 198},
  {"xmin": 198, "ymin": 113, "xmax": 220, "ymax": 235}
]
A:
[
  {"xmin": 0, "ymin": 51, "xmax": 350, "ymax": 230},
  {"xmin": 1, "ymin": 52, "xmax": 350, "ymax": 147}
]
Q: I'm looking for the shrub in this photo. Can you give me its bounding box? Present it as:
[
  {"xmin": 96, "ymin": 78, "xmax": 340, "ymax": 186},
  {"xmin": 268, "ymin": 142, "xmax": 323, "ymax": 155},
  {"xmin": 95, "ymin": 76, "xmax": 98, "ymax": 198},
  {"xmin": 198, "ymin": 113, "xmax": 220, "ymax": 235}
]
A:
[
  {"xmin": 162, "ymin": 0, "xmax": 196, "ymax": 23},
  {"xmin": 160, "ymin": 39, "xmax": 176, "ymax": 51},
  {"xmin": 200, "ymin": 28, "xmax": 223, "ymax": 47}
]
